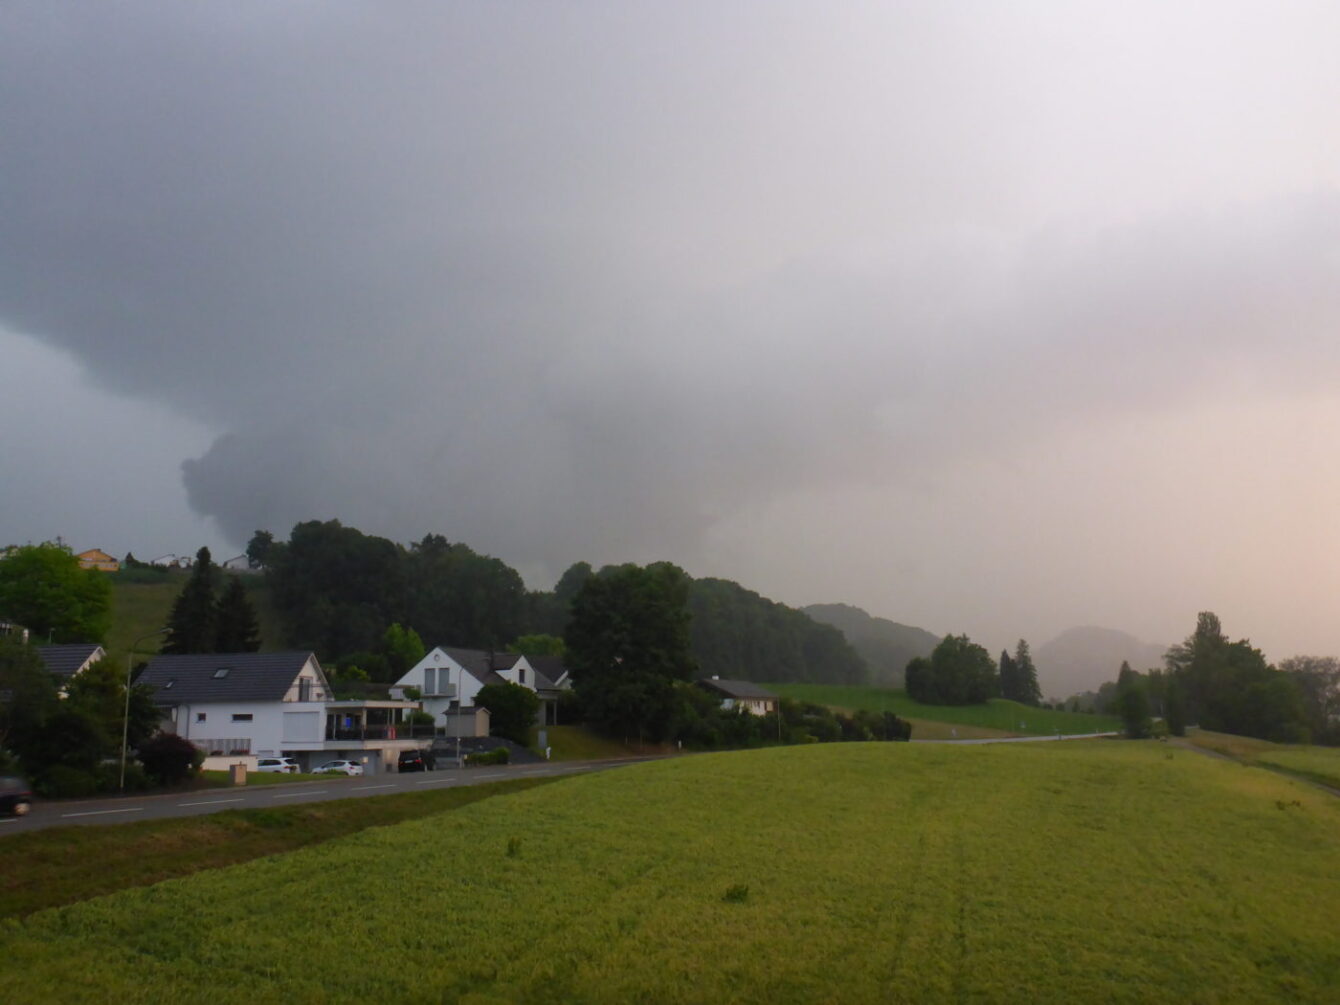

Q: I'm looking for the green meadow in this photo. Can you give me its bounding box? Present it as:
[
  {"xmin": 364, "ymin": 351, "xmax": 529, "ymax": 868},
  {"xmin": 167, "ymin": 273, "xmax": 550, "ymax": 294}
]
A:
[
  {"xmin": 5, "ymin": 741, "xmax": 1339, "ymax": 1003},
  {"xmin": 769, "ymin": 682, "xmax": 1122, "ymax": 736}
]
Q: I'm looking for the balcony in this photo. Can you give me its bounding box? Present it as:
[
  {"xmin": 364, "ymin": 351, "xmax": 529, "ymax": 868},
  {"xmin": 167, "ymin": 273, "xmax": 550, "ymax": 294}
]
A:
[
  {"xmin": 193, "ymin": 737, "xmax": 252, "ymax": 756},
  {"xmin": 324, "ymin": 723, "xmax": 441, "ymax": 742}
]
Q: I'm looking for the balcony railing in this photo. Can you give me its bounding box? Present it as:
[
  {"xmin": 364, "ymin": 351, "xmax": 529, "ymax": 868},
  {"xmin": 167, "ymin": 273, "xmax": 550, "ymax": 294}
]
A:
[
  {"xmin": 193, "ymin": 737, "xmax": 252, "ymax": 756},
  {"xmin": 325, "ymin": 724, "xmax": 442, "ymax": 742}
]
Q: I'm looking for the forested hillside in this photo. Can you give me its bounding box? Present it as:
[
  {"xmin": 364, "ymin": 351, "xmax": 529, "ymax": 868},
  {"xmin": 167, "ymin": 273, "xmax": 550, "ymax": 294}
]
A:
[
  {"xmin": 235, "ymin": 521, "xmax": 871, "ymax": 686},
  {"xmin": 690, "ymin": 579, "xmax": 868, "ymax": 684},
  {"xmin": 803, "ymin": 603, "xmax": 939, "ymax": 685}
]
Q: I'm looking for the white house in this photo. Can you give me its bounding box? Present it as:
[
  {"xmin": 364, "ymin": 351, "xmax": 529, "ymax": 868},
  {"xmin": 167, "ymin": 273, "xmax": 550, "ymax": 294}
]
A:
[
  {"xmin": 393, "ymin": 646, "xmax": 570, "ymax": 731},
  {"xmin": 138, "ymin": 651, "xmax": 424, "ymax": 774}
]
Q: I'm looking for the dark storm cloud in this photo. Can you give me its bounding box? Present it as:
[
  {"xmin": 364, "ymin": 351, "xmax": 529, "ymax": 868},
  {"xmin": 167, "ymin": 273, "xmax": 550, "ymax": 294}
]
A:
[{"xmin": 3, "ymin": 3, "xmax": 1339, "ymax": 589}]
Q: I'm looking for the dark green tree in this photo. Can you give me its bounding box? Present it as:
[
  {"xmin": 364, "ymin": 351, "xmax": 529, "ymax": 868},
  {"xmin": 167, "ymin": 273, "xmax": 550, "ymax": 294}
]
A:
[
  {"xmin": 215, "ymin": 576, "xmax": 262, "ymax": 652},
  {"xmin": 1164, "ymin": 612, "xmax": 1307, "ymax": 742},
  {"xmin": 1115, "ymin": 661, "xmax": 1151, "ymax": 738},
  {"xmin": 0, "ymin": 542, "xmax": 112, "ymax": 643},
  {"xmin": 905, "ymin": 634, "xmax": 998, "ymax": 705},
  {"xmin": 474, "ymin": 681, "xmax": 542, "ymax": 744},
  {"xmin": 565, "ymin": 562, "xmax": 696, "ymax": 741},
  {"xmin": 0, "ymin": 636, "xmax": 59, "ymax": 761},
  {"xmin": 999, "ymin": 649, "xmax": 1018, "ymax": 701},
  {"xmin": 63, "ymin": 655, "xmax": 160, "ymax": 752},
  {"xmin": 509, "ymin": 634, "xmax": 566, "ymax": 658},
  {"xmin": 1278, "ymin": 655, "xmax": 1340, "ymax": 746},
  {"xmin": 163, "ymin": 548, "xmax": 220, "ymax": 654},
  {"xmin": 246, "ymin": 529, "xmax": 275, "ymax": 569},
  {"xmin": 1012, "ymin": 639, "xmax": 1042, "ymax": 706},
  {"xmin": 382, "ymin": 622, "xmax": 426, "ymax": 678}
]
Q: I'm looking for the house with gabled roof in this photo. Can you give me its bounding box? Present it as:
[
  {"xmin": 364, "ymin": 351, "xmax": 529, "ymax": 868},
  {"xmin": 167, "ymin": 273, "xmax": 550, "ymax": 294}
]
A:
[
  {"xmin": 696, "ymin": 677, "xmax": 779, "ymax": 716},
  {"xmin": 394, "ymin": 646, "xmax": 570, "ymax": 734},
  {"xmin": 137, "ymin": 651, "xmax": 423, "ymax": 774},
  {"xmin": 36, "ymin": 643, "xmax": 106, "ymax": 681},
  {"xmin": 76, "ymin": 548, "xmax": 119, "ymax": 572}
]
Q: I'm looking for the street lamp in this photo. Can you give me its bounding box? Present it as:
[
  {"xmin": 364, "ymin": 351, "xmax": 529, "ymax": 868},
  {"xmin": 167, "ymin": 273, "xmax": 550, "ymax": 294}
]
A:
[{"xmin": 120, "ymin": 627, "xmax": 167, "ymax": 790}]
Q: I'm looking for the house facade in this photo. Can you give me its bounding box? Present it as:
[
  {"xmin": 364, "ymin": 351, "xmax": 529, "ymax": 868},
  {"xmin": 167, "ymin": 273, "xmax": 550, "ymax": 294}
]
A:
[
  {"xmin": 696, "ymin": 677, "xmax": 779, "ymax": 716},
  {"xmin": 76, "ymin": 548, "xmax": 120, "ymax": 572},
  {"xmin": 394, "ymin": 646, "xmax": 569, "ymax": 730},
  {"xmin": 138, "ymin": 651, "xmax": 425, "ymax": 774}
]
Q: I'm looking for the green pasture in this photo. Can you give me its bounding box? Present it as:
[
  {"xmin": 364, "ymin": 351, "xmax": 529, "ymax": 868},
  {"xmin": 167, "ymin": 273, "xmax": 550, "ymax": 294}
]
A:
[
  {"xmin": 106, "ymin": 573, "xmax": 285, "ymax": 659},
  {"xmin": 769, "ymin": 682, "xmax": 1121, "ymax": 736},
  {"xmin": 1180, "ymin": 729, "xmax": 1340, "ymax": 790},
  {"xmin": 5, "ymin": 741, "xmax": 1339, "ymax": 1003}
]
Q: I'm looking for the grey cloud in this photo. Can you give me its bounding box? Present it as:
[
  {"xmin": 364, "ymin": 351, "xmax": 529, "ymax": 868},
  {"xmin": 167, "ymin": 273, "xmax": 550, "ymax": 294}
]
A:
[{"xmin": 3, "ymin": 3, "xmax": 1340, "ymax": 589}]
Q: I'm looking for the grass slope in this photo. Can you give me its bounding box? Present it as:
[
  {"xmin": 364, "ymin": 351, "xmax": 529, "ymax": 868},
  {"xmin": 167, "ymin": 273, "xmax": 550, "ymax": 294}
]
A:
[
  {"xmin": 0, "ymin": 778, "xmax": 559, "ymax": 920},
  {"xmin": 769, "ymin": 682, "xmax": 1121, "ymax": 736},
  {"xmin": 1182, "ymin": 729, "xmax": 1340, "ymax": 790},
  {"xmin": 106, "ymin": 572, "xmax": 285, "ymax": 658},
  {"xmin": 5, "ymin": 742, "xmax": 1339, "ymax": 1003}
]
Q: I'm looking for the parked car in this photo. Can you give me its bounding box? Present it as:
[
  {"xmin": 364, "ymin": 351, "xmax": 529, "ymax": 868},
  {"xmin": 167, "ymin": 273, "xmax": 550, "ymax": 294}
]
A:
[
  {"xmin": 0, "ymin": 776, "xmax": 33, "ymax": 816},
  {"xmin": 398, "ymin": 749, "xmax": 434, "ymax": 772},
  {"xmin": 313, "ymin": 759, "xmax": 363, "ymax": 776},
  {"xmin": 256, "ymin": 757, "xmax": 300, "ymax": 774}
]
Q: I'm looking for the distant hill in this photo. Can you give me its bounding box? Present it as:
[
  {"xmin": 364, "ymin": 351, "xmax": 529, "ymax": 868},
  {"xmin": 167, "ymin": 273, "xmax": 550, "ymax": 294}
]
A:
[
  {"xmin": 689, "ymin": 580, "xmax": 869, "ymax": 685},
  {"xmin": 802, "ymin": 603, "xmax": 940, "ymax": 686},
  {"xmin": 1034, "ymin": 626, "xmax": 1168, "ymax": 697}
]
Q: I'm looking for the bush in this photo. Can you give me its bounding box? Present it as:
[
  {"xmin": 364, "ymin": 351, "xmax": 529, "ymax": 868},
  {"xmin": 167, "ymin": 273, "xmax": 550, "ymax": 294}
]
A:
[
  {"xmin": 35, "ymin": 765, "xmax": 101, "ymax": 798},
  {"xmin": 138, "ymin": 732, "xmax": 203, "ymax": 786},
  {"xmin": 465, "ymin": 747, "xmax": 511, "ymax": 766}
]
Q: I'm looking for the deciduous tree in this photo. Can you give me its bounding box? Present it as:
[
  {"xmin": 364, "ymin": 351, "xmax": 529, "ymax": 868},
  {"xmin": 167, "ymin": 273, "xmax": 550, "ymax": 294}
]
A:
[
  {"xmin": 474, "ymin": 681, "xmax": 542, "ymax": 745},
  {"xmin": 0, "ymin": 542, "xmax": 112, "ymax": 643}
]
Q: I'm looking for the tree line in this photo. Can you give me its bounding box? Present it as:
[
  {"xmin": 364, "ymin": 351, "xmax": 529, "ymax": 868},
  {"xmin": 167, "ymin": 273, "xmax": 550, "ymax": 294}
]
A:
[{"xmin": 903, "ymin": 635, "xmax": 1043, "ymax": 707}]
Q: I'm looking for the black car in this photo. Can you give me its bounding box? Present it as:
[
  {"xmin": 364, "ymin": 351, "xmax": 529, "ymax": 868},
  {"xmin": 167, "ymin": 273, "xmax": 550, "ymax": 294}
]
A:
[
  {"xmin": 0, "ymin": 776, "xmax": 32, "ymax": 816},
  {"xmin": 397, "ymin": 749, "xmax": 434, "ymax": 772}
]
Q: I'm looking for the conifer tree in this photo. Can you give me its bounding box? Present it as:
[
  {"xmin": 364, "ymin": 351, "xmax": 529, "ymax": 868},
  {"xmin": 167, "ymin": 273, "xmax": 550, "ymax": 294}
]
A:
[
  {"xmin": 163, "ymin": 548, "xmax": 219, "ymax": 654},
  {"xmin": 215, "ymin": 576, "xmax": 261, "ymax": 652},
  {"xmin": 1013, "ymin": 639, "xmax": 1043, "ymax": 707}
]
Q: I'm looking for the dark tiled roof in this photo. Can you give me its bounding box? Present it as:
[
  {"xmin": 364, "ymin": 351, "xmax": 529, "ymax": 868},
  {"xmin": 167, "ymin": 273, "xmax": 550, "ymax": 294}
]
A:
[
  {"xmin": 138, "ymin": 651, "xmax": 321, "ymax": 704},
  {"xmin": 436, "ymin": 647, "xmax": 516, "ymax": 686},
  {"xmin": 696, "ymin": 678, "xmax": 779, "ymax": 701},
  {"xmin": 36, "ymin": 644, "xmax": 105, "ymax": 679},
  {"xmin": 528, "ymin": 655, "xmax": 569, "ymax": 689}
]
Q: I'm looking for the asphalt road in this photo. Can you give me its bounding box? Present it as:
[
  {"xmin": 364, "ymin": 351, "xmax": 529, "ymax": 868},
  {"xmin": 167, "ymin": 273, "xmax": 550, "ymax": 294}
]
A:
[{"xmin": 0, "ymin": 757, "xmax": 656, "ymax": 836}]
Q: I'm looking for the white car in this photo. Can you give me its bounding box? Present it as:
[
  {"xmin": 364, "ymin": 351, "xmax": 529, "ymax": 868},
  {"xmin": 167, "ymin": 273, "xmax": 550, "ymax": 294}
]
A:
[
  {"xmin": 256, "ymin": 757, "xmax": 300, "ymax": 774},
  {"xmin": 313, "ymin": 759, "xmax": 363, "ymax": 776}
]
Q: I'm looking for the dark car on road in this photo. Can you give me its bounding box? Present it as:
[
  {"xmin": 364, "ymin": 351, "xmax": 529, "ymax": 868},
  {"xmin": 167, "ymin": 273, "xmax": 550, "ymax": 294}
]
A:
[
  {"xmin": 397, "ymin": 749, "xmax": 434, "ymax": 772},
  {"xmin": 0, "ymin": 776, "xmax": 33, "ymax": 816}
]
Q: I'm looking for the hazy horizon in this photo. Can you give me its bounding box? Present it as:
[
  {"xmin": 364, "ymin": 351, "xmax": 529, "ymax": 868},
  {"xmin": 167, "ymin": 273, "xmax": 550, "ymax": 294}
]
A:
[{"xmin": 4, "ymin": 3, "xmax": 1339, "ymax": 665}]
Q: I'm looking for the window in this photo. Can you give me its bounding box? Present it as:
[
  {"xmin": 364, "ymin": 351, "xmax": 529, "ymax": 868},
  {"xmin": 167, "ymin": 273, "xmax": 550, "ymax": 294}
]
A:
[
  {"xmin": 164, "ymin": 679, "xmax": 175, "ymax": 689},
  {"xmin": 424, "ymin": 668, "xmax": 436, "ymax": 694},
  {"xmin": 196, "ymin": 712, "xmax": 207, "ymax": 723},
  {"xmin": 519, "ymin": 668, "xmax": 526, "ymax": 685},
  {"xmin": 213, "ymin": 667, "xmax": 230, "ymax": 679},
  {"xmin": 232, "ymin": 713, "xmax": 253, "ymax": 723}
]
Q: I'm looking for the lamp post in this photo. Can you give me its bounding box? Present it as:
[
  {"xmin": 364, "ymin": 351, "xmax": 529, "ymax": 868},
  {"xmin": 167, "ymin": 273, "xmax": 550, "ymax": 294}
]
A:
[{"xmin": 120, "ymin": 627, "xmax": 167, "ymax": 790}]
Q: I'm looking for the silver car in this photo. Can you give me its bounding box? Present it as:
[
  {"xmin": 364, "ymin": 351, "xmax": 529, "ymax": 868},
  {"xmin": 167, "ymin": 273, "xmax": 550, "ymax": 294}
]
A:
[{"xmin": 312, "ymin": 759, "xmax": 363, "ymax": 776}]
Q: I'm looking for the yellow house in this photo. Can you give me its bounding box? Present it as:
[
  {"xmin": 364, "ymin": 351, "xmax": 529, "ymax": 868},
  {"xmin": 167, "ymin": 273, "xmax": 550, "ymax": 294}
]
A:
[{"xmin": 76, "ymin": 548, "xmax": 120, "ymax": 572}]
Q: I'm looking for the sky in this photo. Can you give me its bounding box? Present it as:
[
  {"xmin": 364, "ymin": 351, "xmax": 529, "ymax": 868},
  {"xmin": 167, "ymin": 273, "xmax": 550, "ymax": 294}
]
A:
[{"xmin": 3, "ymin": 2, "xmax": 1340, "ymax": 662}]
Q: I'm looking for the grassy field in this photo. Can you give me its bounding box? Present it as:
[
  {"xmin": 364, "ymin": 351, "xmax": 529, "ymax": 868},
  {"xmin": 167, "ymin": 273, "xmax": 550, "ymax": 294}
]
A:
[
  {"xmin": 106, "ymin": 572, "xmax": 285, "ymax": 659},
  {"xmin": 531, "ymin": 724, "xmax": 643, "ymax": 761},
  {"xmin": 1182, "ymin": 729, "xmax": 1340, "ymax": 790},
  {"xmin": 4, "ymin": 741, "xmax": 1338, "ymax": 1003},
  {"xmin": 769, "ymin": 682, "xmax": 1122, "ymax": 736},
  {"xmin": 0, "ymin": 777, "xmax": 559, "ymax": 920}
]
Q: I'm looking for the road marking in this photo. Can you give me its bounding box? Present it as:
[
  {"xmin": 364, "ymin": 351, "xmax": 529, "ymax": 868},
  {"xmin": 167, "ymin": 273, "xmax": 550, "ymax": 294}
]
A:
[
  {"xmin": 352, "ymin": 783, "xmax": 395, "ymax": 791},
  {"xmin": 415, "ymin": 777, "xmax": 456, "ymax": 785},
  {"xmin": 0, "ymin": 818, "xmax": 18, "ymax": 824},
  {"xmin": 473, "ymin": 772, "xmax": 505, "ymax": 779},
  {"xmin": 62, "ymin": 807, "xmax": 144, "ymax": 818},
  {"xmin": 177, "ymin": 798, "xmax": 244, "ymax": 807},
  {"xmin": 271, "ymin": 790, "xmax": 328, "ymax": 799}
]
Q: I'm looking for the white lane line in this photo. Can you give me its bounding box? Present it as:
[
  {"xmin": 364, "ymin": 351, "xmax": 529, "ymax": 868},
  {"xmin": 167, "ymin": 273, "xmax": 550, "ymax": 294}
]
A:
[
  {"xmin": 352, "ymin": 783, "xmax": 395, "ymax": 791},
  {"xmin": 415, "ymin": 777, "xmax": 456, "ymax": 785},
  {"xmin": 177, "ymin": 798, "xmax": 244, "ymax": 807},
  {"xmin": 473, "ymin": 772, "xmax": 505, "ymax": 780},
  {"xmin": 1, "ymin": 818, "xmax": 19, "ymax": 824},
  {"xmin": 62, "ymin": 807, "xmax": 144, "ymax": 818},
  {"xmin": 270, "ymin": 790, "xmax": 328, "ymax": 799}
]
